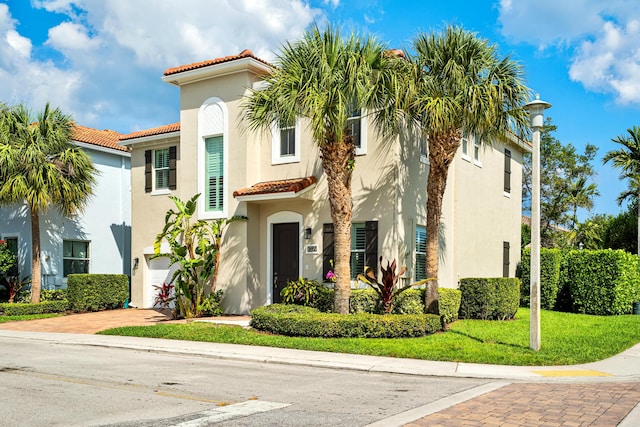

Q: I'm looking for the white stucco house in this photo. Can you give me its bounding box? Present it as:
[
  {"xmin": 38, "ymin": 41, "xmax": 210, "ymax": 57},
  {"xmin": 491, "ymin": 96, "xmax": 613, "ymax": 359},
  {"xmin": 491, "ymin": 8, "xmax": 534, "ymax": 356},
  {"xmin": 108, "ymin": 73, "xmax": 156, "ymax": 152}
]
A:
[{"xmin": 0, "ymin": 126, "xmax": 131, "ymax": 289}]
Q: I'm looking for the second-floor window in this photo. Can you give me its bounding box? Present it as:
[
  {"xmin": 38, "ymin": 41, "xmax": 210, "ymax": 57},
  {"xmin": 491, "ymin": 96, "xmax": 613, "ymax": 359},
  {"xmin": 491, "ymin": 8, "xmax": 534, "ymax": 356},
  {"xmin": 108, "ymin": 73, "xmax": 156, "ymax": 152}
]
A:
[
  {"xmin": 205, "ymin": 136, "xmax": 224, "ymax": 212},
  {"xmin": 154, "ymin": 148, "xmax": 169, "ymax": 190},
  {"xmin": 145, "ymin": 146, "xmax": 176, "ymax": 193},
  {"xmin": 347, "ymin": 109, "xmax": 367, "ymax": 155},
  {"xmin": 473, "ymin": 137, "xmax": 482, "ymax": 166},
  {"xmin": 461, "ymin": 136, "xmax": 470, "ymax": 161},
  {"xmin": 272, "ymin": 119, "xmax": 300, "ymax": 164},
  {"xmin": 504, "ymin": 148, "xmax": 512, "ymax": 195}
]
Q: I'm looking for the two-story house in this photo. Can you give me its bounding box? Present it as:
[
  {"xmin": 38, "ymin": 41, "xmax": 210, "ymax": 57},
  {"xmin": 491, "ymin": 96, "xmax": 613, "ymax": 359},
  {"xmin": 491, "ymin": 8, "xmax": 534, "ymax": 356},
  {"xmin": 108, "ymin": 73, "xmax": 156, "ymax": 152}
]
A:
[
  {"xmin": 122, "ymin": 50, "xmax": 528, "ymax": 314},
  {"xmin": 0, "ymin": 126, "xmax": 131, "ymax": 289}
]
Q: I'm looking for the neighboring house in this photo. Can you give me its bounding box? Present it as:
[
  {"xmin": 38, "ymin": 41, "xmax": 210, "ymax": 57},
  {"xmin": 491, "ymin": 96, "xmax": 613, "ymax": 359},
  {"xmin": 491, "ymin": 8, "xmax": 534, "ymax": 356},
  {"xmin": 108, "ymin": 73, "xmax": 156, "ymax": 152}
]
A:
[
  {"xmin": 122, "ymin": 49, "xmax": 529, "ymax": 314},
  {"xmin": 0, "ymin": 126, "xmax": 131, "ymax": 289}
]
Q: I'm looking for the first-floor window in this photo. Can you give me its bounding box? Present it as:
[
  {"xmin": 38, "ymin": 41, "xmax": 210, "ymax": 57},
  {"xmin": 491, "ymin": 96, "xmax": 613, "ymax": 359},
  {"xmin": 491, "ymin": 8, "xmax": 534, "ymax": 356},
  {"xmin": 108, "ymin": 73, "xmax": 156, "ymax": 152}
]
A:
[
  {"xmin": 205, "ymin": 136, "xmax": 224, "ymax": 212},
  {"xmin": 2, "ymin": 237, "xmax": 18, "ymax": 276},
  {"xmin": 322, "ymin": 221, "xmax": 378, "ymax": 281},
  {"xmin": 63, "ymin": 240, "xmax": 89, "ymax": 277},
  {"xmin": 415, "ymin": 225, "xmax": 427, "ymax": 281},
  {"xmin": 350, "ymin": 223, "xmax": 366, "ymax": 279}
]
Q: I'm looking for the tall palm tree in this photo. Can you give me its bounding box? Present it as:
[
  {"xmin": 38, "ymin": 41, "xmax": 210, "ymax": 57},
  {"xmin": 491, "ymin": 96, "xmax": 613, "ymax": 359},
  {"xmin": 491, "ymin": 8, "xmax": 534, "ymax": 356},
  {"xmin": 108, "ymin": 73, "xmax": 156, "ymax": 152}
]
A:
[
  {"xmin": 603, "ymin": 126, "xmax": 640, "ymax": 255},
  {"xmin": 566, "ymin": 176, "xmax": 599, "ymax": 230},
  {"xmin": 406, "ymin": 26, "xmax": 530, "ymax": 312},
  {"xmin": 242, "ymin": 25, "xmax": 403, "ymax": 314},
  {"xmin": 0, "ymin": 103, "xmax": 97, "ymax": 302}
]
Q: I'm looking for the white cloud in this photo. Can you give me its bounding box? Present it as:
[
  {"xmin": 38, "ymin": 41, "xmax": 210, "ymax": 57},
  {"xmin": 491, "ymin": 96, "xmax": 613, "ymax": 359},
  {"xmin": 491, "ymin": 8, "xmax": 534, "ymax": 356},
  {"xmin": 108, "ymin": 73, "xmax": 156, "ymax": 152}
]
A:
[
  {"xmin": 569, "ymin": 20, "xmax": 640, "ymax": 104},
  {"xmin": 498, "ymin": 0, "xmax": 640, "ymax": 105},
  {"xmin": 0, "ymin": 0, "xmax": 325, "ymax": 132}
]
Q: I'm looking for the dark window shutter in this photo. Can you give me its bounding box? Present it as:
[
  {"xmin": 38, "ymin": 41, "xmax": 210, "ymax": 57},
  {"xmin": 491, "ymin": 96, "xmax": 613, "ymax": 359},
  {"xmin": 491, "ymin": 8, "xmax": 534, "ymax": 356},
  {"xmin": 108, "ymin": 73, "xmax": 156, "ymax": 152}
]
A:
[
  {"xmin": 144, "ymin": 149, "xmax": 152, "ymax": 193},
  {"xmin": 503, "ymin": 241, "xmax": 510, "ymax": 277},
  {"xmin": 365, "ymin": 221, "xmax": 378, "ymax": 276},
  {"xmin": 322, "ymin": 223, "xmax": 334, "ymax": 279},
  {"xmin": 168, "ymin": 145, "xmax": 177, "ymax": 190},
  {"xmin": 504, "ymin": 149, "xmax": 511, "ymax": 193}
]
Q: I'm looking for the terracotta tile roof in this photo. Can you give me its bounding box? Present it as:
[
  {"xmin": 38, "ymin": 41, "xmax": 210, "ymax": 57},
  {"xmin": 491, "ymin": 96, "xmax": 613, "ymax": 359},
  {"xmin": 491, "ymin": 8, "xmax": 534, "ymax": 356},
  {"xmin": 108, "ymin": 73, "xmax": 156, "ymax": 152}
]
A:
[
  {"xmin": 72, "ymin": 125, "xmax": 129, "ymax": 152},
  {"xmin": 164, "ymin": 49, "xmax": 273, "ymax": 76},
  {"xmin": 120, "ymin": 122, "xmax": 180, "ymax": 141},
  {"xmin": 233, "ymin": 176, "xmax": 317, "ymax": 198}
]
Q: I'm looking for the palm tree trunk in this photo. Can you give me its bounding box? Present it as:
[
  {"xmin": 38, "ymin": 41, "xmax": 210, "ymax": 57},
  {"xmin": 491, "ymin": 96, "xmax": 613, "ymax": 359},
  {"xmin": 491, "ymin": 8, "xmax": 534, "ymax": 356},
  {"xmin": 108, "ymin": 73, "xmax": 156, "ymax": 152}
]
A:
[
  {"xmin": 321, "ymin": 140, "xmax": 354, "ymax": 314},
  {"xmin": 425, "ymin": 132, "xmax": 460, "ymax": 314},
  {"xmin": 30, "ymin": 209, "xmax": 42, "ymax": 303}
]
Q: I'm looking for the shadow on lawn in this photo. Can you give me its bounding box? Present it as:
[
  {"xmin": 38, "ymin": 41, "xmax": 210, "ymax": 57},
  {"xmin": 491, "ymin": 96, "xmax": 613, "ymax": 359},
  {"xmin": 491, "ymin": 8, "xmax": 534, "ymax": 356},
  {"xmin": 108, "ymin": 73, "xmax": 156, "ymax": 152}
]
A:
[{"xmin": 447, "ymin": 329, "xmax": 530, "ymax": 350}]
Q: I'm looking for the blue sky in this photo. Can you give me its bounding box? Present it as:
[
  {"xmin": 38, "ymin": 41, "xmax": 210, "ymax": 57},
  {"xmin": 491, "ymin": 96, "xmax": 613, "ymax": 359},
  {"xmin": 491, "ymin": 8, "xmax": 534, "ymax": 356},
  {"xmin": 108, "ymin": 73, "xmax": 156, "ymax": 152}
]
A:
[{"xmin": 1, "ymin": 0, "xmax": 640, "ymax": 220}]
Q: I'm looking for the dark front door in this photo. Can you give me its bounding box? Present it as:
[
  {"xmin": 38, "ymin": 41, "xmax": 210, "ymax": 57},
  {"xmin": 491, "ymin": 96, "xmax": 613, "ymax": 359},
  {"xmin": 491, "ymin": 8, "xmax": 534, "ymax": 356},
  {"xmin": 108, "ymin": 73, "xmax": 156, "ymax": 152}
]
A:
[{"xmin": 272, "ymin": 222, "xmax": 299, "ymax": 303}]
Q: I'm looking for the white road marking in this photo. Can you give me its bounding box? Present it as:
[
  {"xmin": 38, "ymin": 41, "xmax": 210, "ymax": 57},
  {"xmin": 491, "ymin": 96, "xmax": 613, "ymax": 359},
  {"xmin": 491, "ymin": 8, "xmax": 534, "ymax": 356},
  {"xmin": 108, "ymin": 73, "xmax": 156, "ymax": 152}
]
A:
[{"xmin": 172, "ymin": 400, "xmax": 291, "ymax": 427}]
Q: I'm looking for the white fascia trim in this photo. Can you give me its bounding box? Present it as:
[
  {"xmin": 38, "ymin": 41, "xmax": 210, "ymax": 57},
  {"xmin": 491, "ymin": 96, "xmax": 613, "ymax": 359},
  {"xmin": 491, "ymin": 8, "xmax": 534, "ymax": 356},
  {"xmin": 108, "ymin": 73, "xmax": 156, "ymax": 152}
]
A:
[
  {"xmin": 235, "ymin": 183, "xmax": 316, "ymax": 202},
  {"xmin": 119, "ymin": 131, "xmax": 181, "ymax": 147},
  {"xmin": 73, "ymin": 141, "xmax": 131, "ymax": 158},
  {"xmin": 505, "ymin": 132, "xmax": 532, "ymax": 153},
  {"xmin": 162, "ymin": 58, "xmax": 273, "ymax": 86}
]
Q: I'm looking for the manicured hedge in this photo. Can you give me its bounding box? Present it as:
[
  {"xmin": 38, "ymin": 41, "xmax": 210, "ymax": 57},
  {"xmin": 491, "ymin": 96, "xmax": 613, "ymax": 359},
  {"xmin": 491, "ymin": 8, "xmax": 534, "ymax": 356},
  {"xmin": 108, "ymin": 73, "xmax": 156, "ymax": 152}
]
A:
[
  {"xmin": 519, "ymin": 248, "xmax": 563, "ymax": 310},
  {"xmin": 307, "ymin": 287, "xmax": 461, "ymax": 324},
  {"xmin": 250, "ymin": 304, "xmax": 442, "ymax": 338},
  {"xmin": 67, "ymin": 274, "xmax": 129, "ymax": 312},
  {"xmin": 459, "ymin": 278, "xmax": 520, "ymax": 320},
  {"xmin": 564, "ymin": 249, "xmax": 640, "ymax": 315},
  {"xmin": 0, "ymin": 301, "xmax": 68, "ymax": 315}
]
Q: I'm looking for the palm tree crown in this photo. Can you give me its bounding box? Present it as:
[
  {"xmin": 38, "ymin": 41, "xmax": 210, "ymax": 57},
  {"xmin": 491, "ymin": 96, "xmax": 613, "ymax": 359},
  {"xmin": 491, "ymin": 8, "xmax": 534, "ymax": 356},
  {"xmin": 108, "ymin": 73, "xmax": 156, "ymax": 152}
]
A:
[
  {"xmin": 0, "ymin": 102, "xmax": 97, "ymax": 302},
  {"xmin": 603, "ymin": 125, "xmax": 640, "ymax": 255},
  {"xmin": 242, "ymin": 25, "xmax": 403, "ymax": 313}
]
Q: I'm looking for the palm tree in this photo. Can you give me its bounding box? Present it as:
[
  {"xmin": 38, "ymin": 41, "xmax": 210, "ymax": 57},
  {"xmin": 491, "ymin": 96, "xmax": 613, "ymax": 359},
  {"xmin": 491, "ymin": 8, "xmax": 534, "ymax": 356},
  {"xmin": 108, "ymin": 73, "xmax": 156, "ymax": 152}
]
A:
[
  {"xmin": 603, "ymin": 126, "xmax": 640, "ymax": 255},
  {"xmin": 566, "ymin": 176, "xmax": 599, "ymax": 230},
  {"xmin": 406, "ymin": 26, "xmax": 530, "ymax": 312},
  {"xmin": 242, "ymin": 25, "xmax": 403, "ymax": 314},
  {"xmin": 0, "ymin": 103, "xmax": 97, "ymax": 302}
]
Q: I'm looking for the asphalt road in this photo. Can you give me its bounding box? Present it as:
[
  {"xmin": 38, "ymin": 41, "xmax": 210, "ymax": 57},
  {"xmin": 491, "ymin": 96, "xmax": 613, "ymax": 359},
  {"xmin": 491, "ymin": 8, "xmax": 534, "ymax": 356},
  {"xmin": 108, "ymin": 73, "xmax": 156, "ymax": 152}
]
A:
[{"xmin": 0, "ymin": 336, "xmax": 487, "ymax": 426}]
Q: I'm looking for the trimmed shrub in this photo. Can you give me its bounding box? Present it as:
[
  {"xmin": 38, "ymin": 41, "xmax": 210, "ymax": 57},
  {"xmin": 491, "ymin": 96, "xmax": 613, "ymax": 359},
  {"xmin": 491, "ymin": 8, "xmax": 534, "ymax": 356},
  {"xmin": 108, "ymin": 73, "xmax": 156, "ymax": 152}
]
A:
[
  {"xmin": 519, "ymin": 248, "xmax": 563, "ymax": 310},
  {"xmin": 250, "ymin": 304, "xmax": 442, "ymax": 338},
  {"xmin": 459, "ymin": 278, "xmax": 520, "ymax": 320},
  {"xmin": 391, "ymin": 289, "xmax": 424, "ymax": 314},
  {"xmin": 0, "ymin": 301, "xmax": 68, "ymax": 315},
  {"xmin": 438, "ymin": 288, "xmax": 462, "ymax": 324},
  {"xmin": 564, "ymin": 249, "xmax": 640, "ymax": 315},
  {"xmin": 350, "ymin": 289, "xmax": 381, "ymax": 313},
  {"xmin": 67, "ymin": 274, "xmax": 129, "ymax": 312}
]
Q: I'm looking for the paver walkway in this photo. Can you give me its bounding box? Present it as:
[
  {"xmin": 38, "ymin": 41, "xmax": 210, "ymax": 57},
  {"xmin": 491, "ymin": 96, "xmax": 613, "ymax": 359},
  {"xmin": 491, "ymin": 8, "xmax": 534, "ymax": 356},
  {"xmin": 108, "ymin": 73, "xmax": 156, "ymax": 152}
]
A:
[
  {"xmin": 405, "ymin": 382, "xmax": 640, "ymax": 427},
  {"xmin": 0, "ymin": 308, "xmax": 249, "ymax": 334}
]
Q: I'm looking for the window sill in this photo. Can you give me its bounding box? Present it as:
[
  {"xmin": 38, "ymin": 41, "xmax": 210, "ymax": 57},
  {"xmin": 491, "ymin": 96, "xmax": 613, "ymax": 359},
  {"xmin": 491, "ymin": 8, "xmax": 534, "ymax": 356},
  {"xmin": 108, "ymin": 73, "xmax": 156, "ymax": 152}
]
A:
[
  {"xmin": 503, "ymin": 191, "xmax": 511, "ymax": 198},
  {"xmin": 473, "ymin": 160, "xmax": 483, "ymax": 168},
  {"xmin": 461, "ymin": 154, "xmax": 471, "ymax": 163},
  {"xmin": 272, "ymin": 156, "xmax": 300, "ymax": 165},
  {"xmin": 420, "ymin": 155, "xmax": 429, "ymax": 165},
  {"xmin": 151, "ymin": 189, "xmax": 171, "ymax": 196},
  {"xmin": 355, "ymin": 148, "xmax": 367, "ymax": 156}
]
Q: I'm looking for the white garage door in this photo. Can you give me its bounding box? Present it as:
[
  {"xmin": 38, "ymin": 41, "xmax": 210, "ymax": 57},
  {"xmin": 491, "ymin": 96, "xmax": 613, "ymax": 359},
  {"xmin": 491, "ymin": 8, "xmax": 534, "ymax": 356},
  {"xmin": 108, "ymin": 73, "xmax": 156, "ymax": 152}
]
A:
[{"xmin": 145, "ymin": 256, "xmax": 177, "ymax": 309}]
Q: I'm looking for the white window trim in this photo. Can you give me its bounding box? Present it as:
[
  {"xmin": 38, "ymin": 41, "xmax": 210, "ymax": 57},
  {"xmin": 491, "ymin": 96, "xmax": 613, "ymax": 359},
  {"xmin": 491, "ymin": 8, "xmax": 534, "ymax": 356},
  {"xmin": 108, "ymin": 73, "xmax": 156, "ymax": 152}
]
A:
[
  {"xmin": 419, "ymin": 130, "xmax": 429, "ymax": 164},
  {"xmin": 152, "ymin": 147, "xmax": 170, "ymax": 192},
  {"xmin": 272, "ymin": 119, "xmax": 301, "ymax": 164},
  {"xmin": 461, "ymin": 136, "xmax": 471, "ymax": 163},
  {"xmin": 266, "ymin": 211, "xmax": 303, "ymax": 305},
  {"xmin": 473, "ymin": 136, "xmax": 482, "ymax": 167},
  {"xmin": 198, "ymin": 97, "xmax": 229, "ymax": 220},
  {"xmin": 352, "ymin": 111, "xmax": 368, "ymax": 156},
  {"xmin": 62, "ymin": 239, "xmax": 90, "ymax": 277}
]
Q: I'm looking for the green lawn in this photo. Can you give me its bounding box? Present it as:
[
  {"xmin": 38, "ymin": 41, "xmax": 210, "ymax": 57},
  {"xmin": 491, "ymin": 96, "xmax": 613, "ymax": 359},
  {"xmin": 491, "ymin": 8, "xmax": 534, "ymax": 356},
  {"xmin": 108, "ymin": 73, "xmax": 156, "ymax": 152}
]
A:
[
  {"xmin": 0, "ymin": 313, "xmax": 62, "ymax": 323},
  {"xmin": 98, "ymin": 308, "xmax": 640, "ymax": 366}
]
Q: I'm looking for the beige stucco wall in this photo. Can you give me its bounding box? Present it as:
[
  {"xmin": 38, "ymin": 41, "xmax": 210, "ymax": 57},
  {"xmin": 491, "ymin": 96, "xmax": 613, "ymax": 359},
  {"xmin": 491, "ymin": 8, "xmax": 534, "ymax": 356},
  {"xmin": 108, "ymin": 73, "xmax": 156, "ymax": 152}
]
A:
[{"xmin": 128, "ymin": 59, "xmax": 527, "ymax": 313}]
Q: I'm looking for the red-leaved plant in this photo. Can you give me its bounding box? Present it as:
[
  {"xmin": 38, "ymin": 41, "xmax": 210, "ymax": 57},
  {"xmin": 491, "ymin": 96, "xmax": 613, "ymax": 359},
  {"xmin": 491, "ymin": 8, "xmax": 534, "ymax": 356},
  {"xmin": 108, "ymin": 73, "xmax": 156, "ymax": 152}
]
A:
[
  {"xmin": 153, "ymin": 282, "xmax": 175, "ymax": 310},
  {"xmin": 357, "ymin": 257, "xmax": 435, "ymax": 314}
]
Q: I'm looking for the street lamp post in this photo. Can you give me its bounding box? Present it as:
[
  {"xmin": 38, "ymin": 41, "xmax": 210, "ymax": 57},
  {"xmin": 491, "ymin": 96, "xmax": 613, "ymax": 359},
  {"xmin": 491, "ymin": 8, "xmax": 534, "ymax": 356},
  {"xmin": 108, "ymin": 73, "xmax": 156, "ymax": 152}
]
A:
[{"xmin": 524, "ymin": 95, "xmax": 551, "ymax": 352}]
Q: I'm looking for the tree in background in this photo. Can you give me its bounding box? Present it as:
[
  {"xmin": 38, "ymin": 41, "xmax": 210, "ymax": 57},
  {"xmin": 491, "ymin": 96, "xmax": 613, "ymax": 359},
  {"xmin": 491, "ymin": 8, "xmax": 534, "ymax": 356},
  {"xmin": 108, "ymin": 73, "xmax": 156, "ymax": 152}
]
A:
[
  {"xmin": 243, "ymin": 25, "xmax": 403, "ymax": 314},
  {"xmin": 603, "ymin": 126, "xmax": 640, "ymax": 255},
  {"xmin": 522, "ymin": 118, "xmax": 599, "ymax": 248},
  {"xmin": 406, "ymin": 25, "xmax": 530, "ymax": 313},
  {"xmin": 0, "ymin": 103, "xmax": 97, "ymax": 303}
]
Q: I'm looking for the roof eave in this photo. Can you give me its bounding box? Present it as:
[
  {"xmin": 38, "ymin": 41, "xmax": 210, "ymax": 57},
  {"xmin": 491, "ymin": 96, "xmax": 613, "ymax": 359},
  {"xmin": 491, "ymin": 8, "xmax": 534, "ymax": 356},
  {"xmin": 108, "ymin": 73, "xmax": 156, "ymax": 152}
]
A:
[
  {"xmin": 162, "ymin": 57, "xmax": 273, "ymax": 87},
  {"xmin": 119, "ymin": 130, "xmax": 181, "ymax": 146}
]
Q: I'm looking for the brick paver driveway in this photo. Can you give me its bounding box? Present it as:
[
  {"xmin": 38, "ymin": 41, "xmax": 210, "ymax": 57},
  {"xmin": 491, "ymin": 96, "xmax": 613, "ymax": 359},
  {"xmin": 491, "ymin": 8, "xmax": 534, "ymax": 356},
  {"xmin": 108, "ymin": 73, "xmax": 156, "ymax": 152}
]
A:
[{"xmin": 406, "ymin": 382, "xmax": 640, "ymax": 427}]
